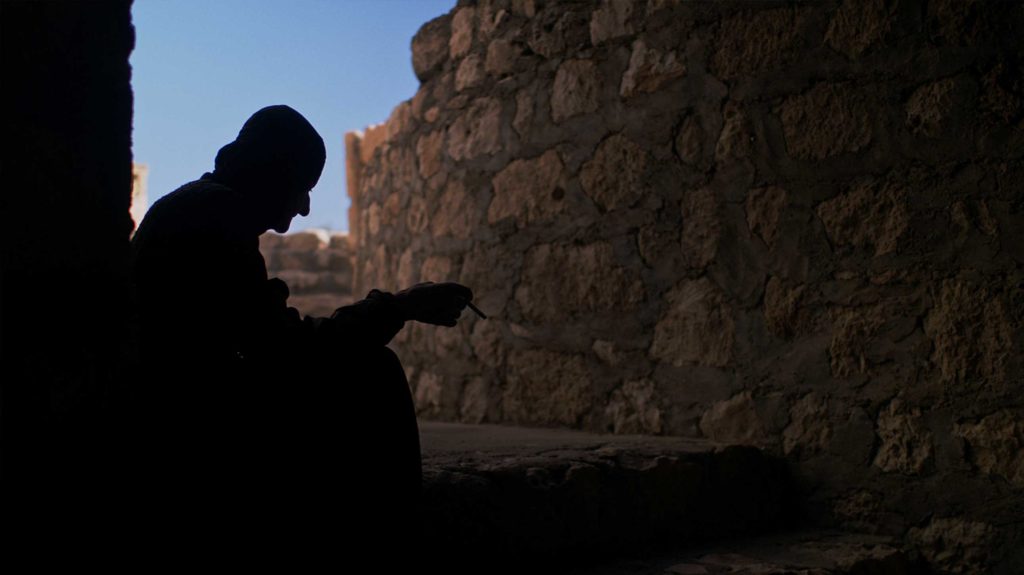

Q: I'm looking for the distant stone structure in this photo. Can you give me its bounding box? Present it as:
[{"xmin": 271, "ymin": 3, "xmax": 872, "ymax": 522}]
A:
[
  {"xmin": 343, "ymin": 0, "xmax": 1024, "ymax": 571},
  {"xmin": 130, "ymin": 163, "xmax": 148, "ymax": 231},
  {"xmin": 259, "ymin": 229, "xmax": 353, "ymax": 317}
]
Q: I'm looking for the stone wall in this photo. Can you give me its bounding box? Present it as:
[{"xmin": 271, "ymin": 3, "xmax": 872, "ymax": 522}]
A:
[
  {"xmin": 260, "ymin": 230, "xmax": 354, "ymax": 317},
  {"xmin": 345, "ymin": 0, "xmax": 1024, "ymax": 569},
  {"xmin": 2, "ymin": 0, "xmax": 136, "ymax": 507}
]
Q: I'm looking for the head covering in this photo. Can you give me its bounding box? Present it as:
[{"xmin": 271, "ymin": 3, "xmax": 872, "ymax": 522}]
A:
[{"xmin": 213, "ymin": 105, "xmax": 326, "ymax": 194}]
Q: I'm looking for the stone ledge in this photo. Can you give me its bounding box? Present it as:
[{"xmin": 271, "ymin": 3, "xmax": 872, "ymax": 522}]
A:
[{"xmin": 418, "ymin": 422, "xmax": 793, "ymax": 568}]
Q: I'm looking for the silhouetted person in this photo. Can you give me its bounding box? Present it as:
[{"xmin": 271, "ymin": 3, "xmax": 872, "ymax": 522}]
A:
[{"xmin": 130, "ymin": 105, "xmax": 472, "ymax": 553}]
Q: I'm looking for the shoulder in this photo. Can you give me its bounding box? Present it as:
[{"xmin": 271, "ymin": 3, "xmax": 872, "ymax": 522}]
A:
[{"xmin": 135, "ymin": 176, "xmax": 241, "ymax": 243}]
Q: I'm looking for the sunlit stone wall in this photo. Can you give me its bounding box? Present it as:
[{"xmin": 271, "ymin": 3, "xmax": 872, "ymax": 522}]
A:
[
  {"xmin": 345, "ymin": 1, "xmax": 1024, "ymax": 569},
  {"xmin": 259, "ymin": 230, "xmax": 354, "ymax": 317}
]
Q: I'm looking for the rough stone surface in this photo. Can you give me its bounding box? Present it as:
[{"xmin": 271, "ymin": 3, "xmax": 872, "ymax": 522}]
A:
[
  {"xmin": 449, "ymin": 7, "xmax": 475, "ymax": 59},
  {"xmin": 680, "ymin": 188, "xmax": 721, "ymax": 270},
  {"xmin": 650, "ymin": 278, "xmax": 734, "ymax": 368},
  {"xmin": 454, "ymin": 53, "xmax": 484, "ymax": 91},
  {"xmin": 344, "ymin": 4, "xmax": 1024, "ymax": 570},
  {"xmin": 620, "ymin": 40, "xmax": 685, "ymax": 98},
  {"xmin": 955, "ymin": 410, "xmax": 1024, "ymax": 485},
  {"xmin": 825, "ymin": 0, "xmax": 896, "ymax": 58},
  {"xmin": 503, "ymin": 349, "xmax": 592, "ymax": 426},
  {"xmin": 817, "ymin": 178, "xmax": 908, "ymax": 257},
  {"xmin": 873, "ymin": 398, "xmax": 933, "ymax": 475},
  {"xmin": 580, "ymin": 133, "xmax": 648, "ymax": 211},
  {"xmin": 783, "ymin": 393, "xmax": 831, "ymax": 456},
  {"xmin": 589, "ymin": 0, "xmax": 634, "ymax": 45},
  {"xmin": 488, "ymin": 150, "xmax": 565, "ymax": 227},
  {"xmin": 700, "ymin": 392, "xmax": 765, "ymax": 444},
  {"xmin": 908, "ymin": 518, "xmax": 997, "ymax": 575},
  {"xmin": 923, "ymin": 277, "xmax": 1013, "ymax": 386},
  {"xmin": 431, "ymin": 180, "xmax": 477, "ymax": 240},
  {"xmin": 746, "ymin": 186, "xmax": 787, "ymax": 248},
  {"xmin": 778, "ymin": 83, "xmax": 873, "ymax": 160},
  {"xmin": 515, "ymin": 242, "xmax": 645, "ymax": 323},
  {"xmin": 412, "ymin": 15, "xmax": 451, "ymax": 82},
  {"xmin": 711, "ymin": 7, "xmax": 807, "ymax": 79},
  {"xmin": 551, "ymin": 59, "xmax": 600, "ymax": 123},
  {"xmin": 605, "ymin": 379, "xmax": 662, "ymax": 435},
  {"xmin": 261, "ymin": 231, "xmax": 353, "ymax": 316},
  {"xmin": 447, "ymin": 97, "xmax": 503, "ymax": 160}
]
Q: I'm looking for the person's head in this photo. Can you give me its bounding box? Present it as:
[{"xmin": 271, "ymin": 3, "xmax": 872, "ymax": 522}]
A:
[{"xmin": 213, "ymin": 105, "xmax": 326, "ymax": 233}]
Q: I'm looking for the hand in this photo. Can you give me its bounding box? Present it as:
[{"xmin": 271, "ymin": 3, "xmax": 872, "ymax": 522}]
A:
[{"xmin": 394, "ymin": 282, "xmax": 474, "ymax": 326}]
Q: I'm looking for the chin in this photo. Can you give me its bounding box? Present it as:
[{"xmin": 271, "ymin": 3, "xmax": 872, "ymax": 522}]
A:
[{"xmin": 272, "ymin": 221, "xmax": 291, "ymax": 234}]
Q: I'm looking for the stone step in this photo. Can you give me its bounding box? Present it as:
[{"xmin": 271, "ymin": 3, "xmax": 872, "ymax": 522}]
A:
[
  {"xmin": 417, "ymin": 422, "xmax": 794, "ymax": 570},
  {"xmin": 570, "ymin": 531, "xmax": 926, "ymax": 575}
]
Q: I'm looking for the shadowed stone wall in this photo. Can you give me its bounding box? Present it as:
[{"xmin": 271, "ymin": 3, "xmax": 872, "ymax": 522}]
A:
[
  {"xmin": 346, "ymin": 0, "xmax": 1024, "ymax": 569},
  {"xmin": 2, "ymin": 0, "xmax": 135, "ymax": 501}
]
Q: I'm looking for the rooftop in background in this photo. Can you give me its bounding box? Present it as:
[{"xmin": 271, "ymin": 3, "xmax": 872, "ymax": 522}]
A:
[{"xmin": 131, "ymin": 0, "xmax": 455, "ymax": 233}]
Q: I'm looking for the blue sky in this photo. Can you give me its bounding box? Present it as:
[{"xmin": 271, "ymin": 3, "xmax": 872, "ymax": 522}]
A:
[{"xmin": 131, "ymin": 0, "xmax": 455, "ymax": 232}]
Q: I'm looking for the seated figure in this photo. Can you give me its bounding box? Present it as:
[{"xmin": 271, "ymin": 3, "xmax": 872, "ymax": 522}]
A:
[{"xmin": 130, "ymin": 105, "xmax": 472, "ymax": 544}]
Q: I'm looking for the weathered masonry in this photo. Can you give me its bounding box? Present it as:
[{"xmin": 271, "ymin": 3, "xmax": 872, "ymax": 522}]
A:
[{"xmin": 345, "ymin": 1, "xmax": 1024, "ymax": 571}]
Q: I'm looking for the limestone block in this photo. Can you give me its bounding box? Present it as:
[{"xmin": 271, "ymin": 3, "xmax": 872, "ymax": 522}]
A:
[
  {"xmin": 763, "ymin": 276, "xmax": 812, "ymax": 339},
  {"xmin": 420, "ymin": 255, "xmax": 453, "ymax": 282},
  {"xmin": 447, "ymin": 97, "xmax": 503, "ymax": 161},
  {"xmin": 592, "ymin": 340, "xmax": 622, "ymax": 366},
  {"xmin": 817, "ymin": 178, "xmax": 907, "ymax": 256},
  {"xmin": 589, "ymin": 0, "xmax": 634, "ymax": 45},
  {"xmin": 924, "ymin": 277, "xmax": 1013, "ymax": 385},
  {"xmin": 905, "ymin": 76, "xmax": 973, "ymax": 138},
  {"xmin": 407, "ymin": 196, "xmax": 428, "ymax": 234},
  {"xmin": 745, "ymin": 186, "xmax": 787, "ymax": 248},
  {"xmin": 636, "ymin": 225, "xmax": 675, "ymax": 267},
  {"xmin": 415, "ymin": 130, "xmax": 445, "ymax": 181},
  {"xmin": 580, "ymin": 133, "xmax": 648, "ymax": 211},
  {"xmin": 275, "ymin": 270, "xmax": 321, "ymax": 293},
  {"xmin": 513, "ymin": 88, "xmax": 536, "ymax": 137},
  {"xmin": 455, "ymin": 54, "xmax": 484, "ymax": 91},
  {"xmin": 680, "ymin": 188, "xmax": 720, "ymax": 270},
  {"xmin": 528, "ymin": 8, "xmax": 589, "ymax": 59},
  {"xmin": 714, "ymin": 102, "xmax": 753, "ymax": 164},
  {"xmin": 955, "ymin": 410, "xmax": 1024, "ymax": 485},
  {"xmin": 432, "ymin": 179, "xmax": 477, "ymax": 240},
  {"xmin": 620, "ymin": 40, "xmax": 685, "ymax": 98},
  {"xmin": 605, "ymin": 379, "xmax": 662, "ymax": 435},
  {"xmin": 674, "ymin": 114, "xmax": 706, "ymax": 167},
  {"xmin": 825, "ymin": 0, "xmax": 897, "ymax": 58},
  {"xmin": 699, "ymin": 391, "xmax": 764, "ymax": 444},
  {"xmin": 873, "ymin": 398, "xmax": 932, "ymax": 475},
  {"xmin": 449, "ymin": 7, "xmax": 475, "ymax": 59},
  {"xmin": 908, "ymin": 517, "xmax": 996, "ymax": 575},
  {"xmin": 783, "ymin": 393, "xmax": 831, "ymax": 456},
  {"xmin": 412, "ymin": 15, "xmax": 451, "ymax": 82},
  {"xmin": 281, "ymin": 230, "xmax": 326, "ymax": 251},
  {"xmin": 777, "ymin": 83, "xmax": 873, "ymax": 160},
  {"xmin": 459, "ymin": 376, "xmax": 495, "ymax": 424},
  {"xmin": 459, "ymin": 243, "xmax": 520, "ymax": 318},
  {"xmin": 414, "ymin": 371, "xmax": 444, "ymax": 415},
  {"xmin": 488, "ymin": 149, "xmax": 565, "ymax": 227},
  {"xmin": 711, "ymin": 7, "xmax": 807, "ymax": 78},
  {"xmin": 386, "ymin": 144, "xmax": 419, "ymax": 192},
  {"xmin": 259, "ymin": 233, "xmax": 286, "ymax": 251},
  {"xmin": 396, "ymin": 248, "xmax": 417, "ymax": 288},
  {"xmin": 650, "ymin": 277, "xmax": 734, "ymax": 368},
  {"xmin": 485, "ymin": 38, "xmax": 519, "ymax": 76},
  {"xmin": 471, "ymin": 319, "xmax": 506, "ymax": 369},
  {"xmin": 514, "ymin": 241, "xmax": 645, "ymax": 323},
  {"xmin": 503, "ymin": 349, "xmax": 592, "ymax": 427},
  {"xmin": 551, "ymin": 59, "xmax": 600, "ymax": 123},
  {"xmin": 828, "ymin": 304, "xmax": 889, "ymax": 377},
  {"xmin": 328, "ymin": 233, "xmax": 350, "ymax": 251},
  {"xmin": 366, "ymin": 202, "xmax": 382, "ymax": 237}
]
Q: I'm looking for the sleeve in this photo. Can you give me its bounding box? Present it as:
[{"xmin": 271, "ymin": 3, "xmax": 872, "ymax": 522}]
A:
[{"xmin": 302, "ymin": 289, "xmax": 407, "ymax": 349}]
